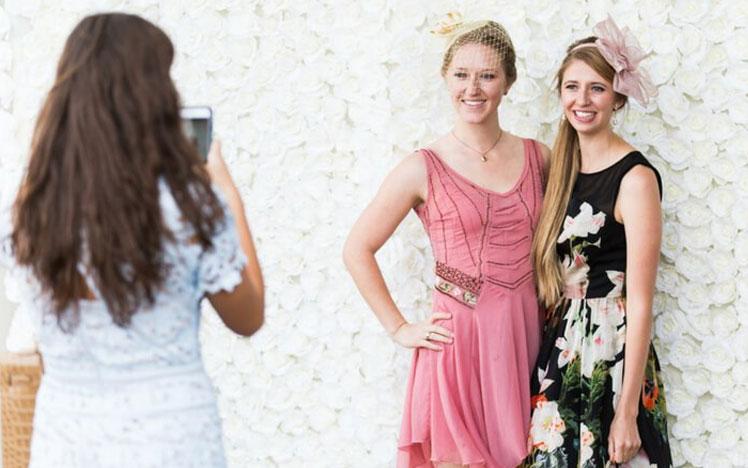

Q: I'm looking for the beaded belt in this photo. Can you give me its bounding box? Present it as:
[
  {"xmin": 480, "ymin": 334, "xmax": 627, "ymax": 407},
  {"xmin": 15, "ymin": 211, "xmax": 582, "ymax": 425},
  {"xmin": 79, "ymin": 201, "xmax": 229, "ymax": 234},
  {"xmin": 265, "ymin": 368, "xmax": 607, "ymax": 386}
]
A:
[{"xmin": 434, "ymin": 261, "xmax": 482, "ymax": 308}]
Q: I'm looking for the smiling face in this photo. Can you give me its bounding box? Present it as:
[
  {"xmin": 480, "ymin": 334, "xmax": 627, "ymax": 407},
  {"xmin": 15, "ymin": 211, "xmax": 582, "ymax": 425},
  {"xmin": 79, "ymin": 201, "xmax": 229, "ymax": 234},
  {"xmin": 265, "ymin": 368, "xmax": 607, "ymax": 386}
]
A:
[
  {"xmin": 560, "ymin": 58, "xmax": 623, "ymax": 135},
  {"xmin": 445, "ymin": 42, "xmax": 509, "ymax": 125}
]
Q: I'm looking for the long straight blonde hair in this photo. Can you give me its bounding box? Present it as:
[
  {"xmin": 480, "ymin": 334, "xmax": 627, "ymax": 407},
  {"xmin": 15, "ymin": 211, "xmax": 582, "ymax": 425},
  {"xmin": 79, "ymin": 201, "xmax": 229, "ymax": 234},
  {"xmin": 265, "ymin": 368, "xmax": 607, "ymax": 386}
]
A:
[{"xmin": 531, "ymin": 38, "xmax": 627, "ymax": 308}]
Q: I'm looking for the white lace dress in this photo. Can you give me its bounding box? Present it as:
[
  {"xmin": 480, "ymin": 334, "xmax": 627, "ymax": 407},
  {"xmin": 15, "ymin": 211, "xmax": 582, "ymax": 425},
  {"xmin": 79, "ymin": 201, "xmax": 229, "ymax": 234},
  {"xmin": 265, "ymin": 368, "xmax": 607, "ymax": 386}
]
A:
[{"xmin": 1, "ymin": 182, "xmax": 246, "ymax": 468}]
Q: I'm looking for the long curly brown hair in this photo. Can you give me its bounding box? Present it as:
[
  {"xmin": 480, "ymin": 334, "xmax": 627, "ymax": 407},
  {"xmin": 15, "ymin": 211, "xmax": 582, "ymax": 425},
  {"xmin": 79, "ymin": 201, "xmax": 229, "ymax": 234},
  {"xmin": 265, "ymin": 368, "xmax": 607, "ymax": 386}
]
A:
[{"xmin": 11, "ymin": 13, "xmax": 224, "ymax": 328}]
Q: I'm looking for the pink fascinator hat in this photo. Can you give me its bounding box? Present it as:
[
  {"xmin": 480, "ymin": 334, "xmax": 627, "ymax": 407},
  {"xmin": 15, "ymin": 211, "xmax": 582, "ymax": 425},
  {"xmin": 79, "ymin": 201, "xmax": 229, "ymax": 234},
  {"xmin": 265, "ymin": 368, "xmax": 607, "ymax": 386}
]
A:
[{"xmin": 573, "ymin": 16, "xmax": 657, "ymax": 106}]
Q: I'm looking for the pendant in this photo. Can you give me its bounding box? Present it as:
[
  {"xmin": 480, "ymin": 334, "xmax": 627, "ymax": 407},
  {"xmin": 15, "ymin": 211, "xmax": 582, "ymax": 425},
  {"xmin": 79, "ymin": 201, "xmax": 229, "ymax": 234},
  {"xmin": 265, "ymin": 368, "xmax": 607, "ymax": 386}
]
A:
[{"xmin": 481, "ymin": 155, "xmax": 488, "ymax": 162}]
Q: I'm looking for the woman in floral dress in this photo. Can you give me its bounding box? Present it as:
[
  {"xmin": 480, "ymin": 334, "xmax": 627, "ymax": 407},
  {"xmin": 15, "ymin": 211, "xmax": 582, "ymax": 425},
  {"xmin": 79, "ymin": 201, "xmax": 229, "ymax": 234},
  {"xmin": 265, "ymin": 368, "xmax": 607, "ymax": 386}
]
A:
[
  {"xmin": 526, "ymin": 17, "xmax": 672, "ymax": 467},
  {"xmin": 344, "ymin": 15, "xmax": 549, "ymax": 467}
]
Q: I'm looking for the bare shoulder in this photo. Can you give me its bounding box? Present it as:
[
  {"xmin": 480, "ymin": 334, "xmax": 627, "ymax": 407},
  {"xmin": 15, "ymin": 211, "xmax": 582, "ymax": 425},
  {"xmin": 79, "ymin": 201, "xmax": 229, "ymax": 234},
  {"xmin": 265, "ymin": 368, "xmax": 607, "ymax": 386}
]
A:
[
  {"xmin": 382, "ymin": 150, "xmax": 429, "ymax": 204},
  {"xmin": 620, "ymin": 164, "xmax": 660, "ymax": 195},
  {"xmin": 394, "ymin": 150, "xmax": 427, "ymax": 178}
]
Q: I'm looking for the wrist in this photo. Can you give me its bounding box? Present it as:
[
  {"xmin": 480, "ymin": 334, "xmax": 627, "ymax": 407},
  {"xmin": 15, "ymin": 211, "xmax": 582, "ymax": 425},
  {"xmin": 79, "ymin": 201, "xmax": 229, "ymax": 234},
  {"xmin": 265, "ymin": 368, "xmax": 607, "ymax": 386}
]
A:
[
  {"xmin": 615, "ymin": 401, "xmax": 639, "ymax": 419},
  {"xmin": 388, "ymin": 321, "xmax": 407, "ymax": 337}
]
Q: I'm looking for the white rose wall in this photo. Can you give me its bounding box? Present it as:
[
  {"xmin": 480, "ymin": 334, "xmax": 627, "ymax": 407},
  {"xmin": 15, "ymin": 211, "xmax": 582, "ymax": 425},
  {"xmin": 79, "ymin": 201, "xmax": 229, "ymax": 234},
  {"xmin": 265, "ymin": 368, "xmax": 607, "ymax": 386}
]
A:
[{"xmin": 0, "ymin": 0, "xmax": 746, "ymax": 466}]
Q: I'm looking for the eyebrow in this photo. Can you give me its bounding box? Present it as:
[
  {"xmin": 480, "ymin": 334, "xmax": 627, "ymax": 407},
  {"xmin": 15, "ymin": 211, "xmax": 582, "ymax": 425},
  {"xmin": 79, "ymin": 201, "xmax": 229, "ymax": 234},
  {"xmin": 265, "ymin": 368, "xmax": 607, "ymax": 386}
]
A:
[
  {"xmin": 562, "ymin": 80, "xmax": 609, "ymax": 86},
  {"xmin": 453, "ymin": 67, "xmax": 500, "ymax": 72}
]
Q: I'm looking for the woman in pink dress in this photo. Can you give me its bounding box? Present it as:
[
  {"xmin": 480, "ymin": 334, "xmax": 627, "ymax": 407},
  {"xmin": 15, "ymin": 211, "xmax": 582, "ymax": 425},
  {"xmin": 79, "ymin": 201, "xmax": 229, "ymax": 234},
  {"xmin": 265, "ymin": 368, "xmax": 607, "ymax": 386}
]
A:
[{"xmin": 344, "ymin": 17, "xmax": 549, "ymax": 467}]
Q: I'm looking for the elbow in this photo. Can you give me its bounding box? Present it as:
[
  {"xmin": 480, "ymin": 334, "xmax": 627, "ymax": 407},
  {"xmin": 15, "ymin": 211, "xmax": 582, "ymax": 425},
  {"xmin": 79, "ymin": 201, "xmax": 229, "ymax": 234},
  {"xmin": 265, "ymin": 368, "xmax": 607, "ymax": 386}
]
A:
[
  {"xmin": 236, "ymin": 290, "xmax": 265, "ymax": 337},
  {"xmin": 236, "ymin": 303, "xmax": 264, "ymax": 337},
  {"xmin": 342, "ymin": 237, "xmax": 357, "ymax": 272}
]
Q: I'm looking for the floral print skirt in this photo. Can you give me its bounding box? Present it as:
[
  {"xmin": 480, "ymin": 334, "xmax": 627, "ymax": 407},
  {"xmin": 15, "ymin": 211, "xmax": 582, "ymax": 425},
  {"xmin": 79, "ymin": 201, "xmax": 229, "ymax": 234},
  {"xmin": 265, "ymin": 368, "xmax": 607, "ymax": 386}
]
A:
[{"xmin": 525, "ymin": 296, "xmax": 672, "ymax": 468}]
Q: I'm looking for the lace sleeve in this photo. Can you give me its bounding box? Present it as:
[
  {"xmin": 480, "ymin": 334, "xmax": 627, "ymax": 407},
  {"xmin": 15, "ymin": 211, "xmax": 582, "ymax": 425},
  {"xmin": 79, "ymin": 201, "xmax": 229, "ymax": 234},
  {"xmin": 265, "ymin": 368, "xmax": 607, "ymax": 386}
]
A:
[{"xmin": 197, "ymin": 194, "xmax": 248, "ymax": 296}]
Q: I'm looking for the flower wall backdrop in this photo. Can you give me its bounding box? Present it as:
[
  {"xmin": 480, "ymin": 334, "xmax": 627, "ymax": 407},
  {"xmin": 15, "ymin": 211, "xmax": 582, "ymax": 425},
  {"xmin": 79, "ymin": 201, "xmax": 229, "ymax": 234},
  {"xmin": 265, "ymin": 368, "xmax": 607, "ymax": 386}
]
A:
[{"xmin": 1, "ymin": 0, "xmax": 746, "ymax": 466}]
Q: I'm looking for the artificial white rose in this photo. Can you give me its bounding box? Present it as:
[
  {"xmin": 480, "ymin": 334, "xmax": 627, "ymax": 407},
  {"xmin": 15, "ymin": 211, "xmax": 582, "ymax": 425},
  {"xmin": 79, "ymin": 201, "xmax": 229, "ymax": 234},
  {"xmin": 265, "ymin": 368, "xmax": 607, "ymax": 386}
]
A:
[
  {"xmin": 666, "ymin": 386, "xmax": 698, "ymax": 417},
  {"xmin": 733, "ymin": 362, "xmax": 748, "ymax": 386},
  {"xmin": 673, "ymin": 66, "xmax": 707, "ymax": 98},
  {"xmin": 691, "ymin": 140, "xmax": 719, "ymax": 168},
  {"xmin": 652, "ymin": 135, "xmax": 691, "ymax": 170},
  {"xmin": 644, "ymin": 24, "xmax": 679, "ymax": 55},
  {"xmin": 646, "ymin": 53, "xmax": 678, "ymax": 86},
  {"xmin": 670, "ymin": 0, "xmax": 710, "ymax": 25},
  {"xmin": 725, "ymin": 386, "xmax": 748, "ymax": 412},
  {"xmin": 701, "ymin": 397, "xmax": 737, "ymax": 433},
  {"xmin": 708, "ymin": 370, "xmax": 735, "ymax": 400},
  {"xmin": 676, "ymin": 24, "xmax": 708, "ymax": 64},
  {"xmin": 674, "ymin": 251, "xmax": 712, "ymax": 284},
  {"xmin": 703, "ymin": 46, "xmax": 729, "ymax": 76},
  {"xmin": 726, "ymin": 28, "xmax": 748, "ymax": 63},
  {"xmin": 725, "ymin": 63, "xmax": 748, "ymax": 93},
  {"xmin": 729, "ymin": 96, "xmax": 748, "ymax": 124},
  {"xmin": 682, "ymin": 166, "xmax": 712, "ymax": 198},
  {"xmin": 703, "ymin": 10, "xmax": 732, "ymax": 43},
  {"xmin": 731, "ymin": 198, "xmax": 748, "ymax": 231},
  {"xmin": 684, "ymin": 367, "xmax": 711, "ymax": 397},
  {"xmin": 701, "ymin": 78, "xmax": 730, "ymax": 113},
  {"xmin": 523, "ymin": 0, "xmax": 559, "ymax": 23},
  {"xmin": 656, "ymin": 87, "xmax": 690, "ymax": 126},
  {"xmin": 708, "ymin": 249, "xmax": 737, "ymax": 283},
  {"xmin": 683, "ymin": 282, "xmax": 710, "ymax": 309},
  {"xmin": 670, "ymin": 411, "xmax": 703, "ymax": 440},
  {"xmin": 543, "ymin": 20, "xmax": 572, "ymax": 52},
  {"xmin": 702, "ymin": 452, "xmax": 735, "ymax": 468},
  {"xmin": 703, "ymin": 112, "xmax": 737, "ymax": 144},
  {"xmin": 667, "ymin": 336, "xmax": 702, "ymax": 369},
  {"xmin": 683, "ymin": 309, "xmax": 711, "ymax": 339},
  {"xmin": 558, "ymin": 0, "xmax": 587, "ymax": 28},
  {"xmin": 730, "ymin": 442, "xmax": 748, "ymax": 468},
  {"xmin": 679, "ymin": 437, "xmax": 707, "ymax": 466},
  {"xmin": 670, "ymin": 438, "xmax": 686, "ymax": 467},
  {"xmin": 676, "ymin": 200, "xmax": 713, "ymax": 228},
  {"xmin": 709, "ymin": 158, "xmax": 738, "ymax": 189},
  {"xmin": 524, "ymin": 42, "xmax": 557, "ymax": 79},
  {"xmin": 730, "ymin": 327, "xmax": 748, "ymax": 361},
  {"xmin": 659, "ymin": 223, "xmax": 681, "ymax": 260},
  {"xmin": 700, "ymin": 340, "xmax": 735, "ymax": 374},
  {"xmin": 711, "ymin": 280, "xmax": 737, "ymax": 305},
  {"xmin": 4, "ymin": 0, "xmax": 40, "ymax": 18}
]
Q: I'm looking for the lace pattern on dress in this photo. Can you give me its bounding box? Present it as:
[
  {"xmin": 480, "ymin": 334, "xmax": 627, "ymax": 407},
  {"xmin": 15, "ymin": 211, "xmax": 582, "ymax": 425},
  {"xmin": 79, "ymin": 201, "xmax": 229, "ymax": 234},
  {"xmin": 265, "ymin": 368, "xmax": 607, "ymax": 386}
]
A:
[{"xmin": 197, "ymin": 200, "xmax": 247, "ymax": 296}]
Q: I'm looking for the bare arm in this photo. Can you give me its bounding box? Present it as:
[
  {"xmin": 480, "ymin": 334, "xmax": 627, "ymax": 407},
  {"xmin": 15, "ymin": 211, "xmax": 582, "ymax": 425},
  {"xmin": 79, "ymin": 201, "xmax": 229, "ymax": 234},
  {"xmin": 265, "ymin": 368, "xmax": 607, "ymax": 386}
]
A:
[
  {"xmin": 205, "ymin": 141, "xmax": 264, "ymax": 337},
  {"xmin": 608, "ymin": 165, "xmax": 662, "ymax": 463},
  {"xmin": 343, "ymin": 152, "xmax": 452, "ymax": 350}
]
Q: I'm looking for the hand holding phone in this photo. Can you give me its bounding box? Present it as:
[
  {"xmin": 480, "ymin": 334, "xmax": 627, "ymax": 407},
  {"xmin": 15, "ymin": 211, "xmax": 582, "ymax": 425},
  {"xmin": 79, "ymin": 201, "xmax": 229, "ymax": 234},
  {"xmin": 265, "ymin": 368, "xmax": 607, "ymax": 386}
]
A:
[{"xmin": 180, "ymin": 106, "xmax": 212, "ymax": 161}]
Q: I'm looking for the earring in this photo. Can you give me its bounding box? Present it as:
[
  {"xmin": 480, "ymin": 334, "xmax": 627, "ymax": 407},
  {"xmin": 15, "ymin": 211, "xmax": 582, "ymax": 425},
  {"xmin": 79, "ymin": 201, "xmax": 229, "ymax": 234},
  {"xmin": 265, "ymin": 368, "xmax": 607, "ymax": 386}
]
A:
[{"xmin": 612, "ymin": 109, "xmax": 620, "ymax": 126}]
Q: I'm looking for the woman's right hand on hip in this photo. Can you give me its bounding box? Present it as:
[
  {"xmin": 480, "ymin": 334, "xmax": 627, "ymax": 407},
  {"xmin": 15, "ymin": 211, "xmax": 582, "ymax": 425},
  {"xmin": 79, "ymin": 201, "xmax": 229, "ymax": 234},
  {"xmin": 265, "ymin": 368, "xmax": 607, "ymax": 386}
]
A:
[{"xmin": 392, "ymin": 312, "xmax": 453, "ymax": 350}]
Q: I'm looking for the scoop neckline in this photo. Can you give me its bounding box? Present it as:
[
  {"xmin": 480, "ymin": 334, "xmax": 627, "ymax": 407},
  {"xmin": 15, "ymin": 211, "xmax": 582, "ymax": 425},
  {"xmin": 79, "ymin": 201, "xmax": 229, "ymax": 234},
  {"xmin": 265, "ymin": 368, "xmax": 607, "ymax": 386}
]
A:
[
  {"xmin": 423, "ymin": 139, "xmax": 531, "ymax": 197},
  {"xmin": 578, "ymin": 151, "xmax": 640, "ymax": 176}
]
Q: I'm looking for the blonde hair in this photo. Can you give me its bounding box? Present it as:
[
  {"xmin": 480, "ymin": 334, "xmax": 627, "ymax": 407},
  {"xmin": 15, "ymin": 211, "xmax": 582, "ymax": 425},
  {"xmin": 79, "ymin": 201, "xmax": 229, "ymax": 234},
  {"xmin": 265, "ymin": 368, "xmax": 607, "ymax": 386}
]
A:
[
  {"xmin": 531, "ymin": 37, "xmax": 627, "ymax": 308},
  {"xmin": 440, "ymin": 21, "xmax": 517, "ymax": 86}
]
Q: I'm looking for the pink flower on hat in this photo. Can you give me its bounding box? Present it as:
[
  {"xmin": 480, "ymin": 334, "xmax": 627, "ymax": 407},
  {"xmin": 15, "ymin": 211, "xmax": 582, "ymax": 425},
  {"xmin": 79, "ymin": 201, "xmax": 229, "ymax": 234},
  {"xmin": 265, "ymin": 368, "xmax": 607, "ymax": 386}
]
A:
[{"xmin": 590, "ymin": 16, "xmax": 658, "ymax": 106}]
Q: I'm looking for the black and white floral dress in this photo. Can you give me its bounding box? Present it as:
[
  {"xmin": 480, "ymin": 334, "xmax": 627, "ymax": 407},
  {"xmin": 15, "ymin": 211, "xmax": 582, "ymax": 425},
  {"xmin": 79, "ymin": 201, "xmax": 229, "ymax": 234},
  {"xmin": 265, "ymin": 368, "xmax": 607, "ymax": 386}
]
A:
[{"xmin": 526, "ymin": 152, "xmax": 672, "ymax": 468}]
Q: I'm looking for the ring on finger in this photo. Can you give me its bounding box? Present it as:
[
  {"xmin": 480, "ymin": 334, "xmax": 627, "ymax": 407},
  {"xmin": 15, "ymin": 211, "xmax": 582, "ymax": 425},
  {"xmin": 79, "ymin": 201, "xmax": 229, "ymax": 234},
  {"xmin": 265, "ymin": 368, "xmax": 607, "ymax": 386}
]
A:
[{"xmin": 427, "ymin": 332, "xmax": 434, "ymax": 340}]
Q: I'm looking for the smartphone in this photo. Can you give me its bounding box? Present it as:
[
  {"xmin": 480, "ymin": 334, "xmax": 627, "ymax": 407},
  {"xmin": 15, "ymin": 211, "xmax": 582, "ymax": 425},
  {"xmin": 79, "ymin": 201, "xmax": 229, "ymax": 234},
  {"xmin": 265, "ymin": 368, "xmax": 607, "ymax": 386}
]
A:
[{"xmin": 180, "ymin": 106, "xmax": 212, "ymax": 161}]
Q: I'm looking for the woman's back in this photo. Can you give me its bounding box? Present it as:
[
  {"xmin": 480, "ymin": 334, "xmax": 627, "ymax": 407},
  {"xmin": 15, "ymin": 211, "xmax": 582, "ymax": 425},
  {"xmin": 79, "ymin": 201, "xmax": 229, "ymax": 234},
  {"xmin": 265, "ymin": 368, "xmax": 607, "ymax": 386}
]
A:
[{"xmin": 21, "ymin": 182, "xmax": 244, "ymax": 467}]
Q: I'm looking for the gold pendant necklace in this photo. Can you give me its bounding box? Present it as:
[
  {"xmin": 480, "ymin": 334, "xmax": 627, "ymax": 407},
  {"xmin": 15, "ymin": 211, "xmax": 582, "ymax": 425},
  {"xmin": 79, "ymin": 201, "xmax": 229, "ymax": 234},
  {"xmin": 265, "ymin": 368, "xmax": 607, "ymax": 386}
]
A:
[{"xmin": 451, "ymin": 129, "xmax": 504, "ymax": 163}]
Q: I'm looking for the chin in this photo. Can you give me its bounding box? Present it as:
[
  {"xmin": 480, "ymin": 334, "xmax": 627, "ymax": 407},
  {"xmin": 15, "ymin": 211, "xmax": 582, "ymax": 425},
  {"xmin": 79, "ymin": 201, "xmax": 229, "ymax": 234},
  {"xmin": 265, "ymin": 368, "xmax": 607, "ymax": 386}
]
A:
[{"xmin": 456, "ymin": 108, "xmax": 495, "ymax": 125}]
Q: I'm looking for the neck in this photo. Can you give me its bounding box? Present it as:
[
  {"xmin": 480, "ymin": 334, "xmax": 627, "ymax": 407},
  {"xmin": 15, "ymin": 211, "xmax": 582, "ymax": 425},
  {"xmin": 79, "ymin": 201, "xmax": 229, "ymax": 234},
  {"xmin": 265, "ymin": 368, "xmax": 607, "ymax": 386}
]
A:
[
  {"xmin": 453, "ymin": 116, "xmax": 501, "ymax": 149},
  {"xmin": 578, "ymin": 127, "xmax": 619, "ymax": 172}
]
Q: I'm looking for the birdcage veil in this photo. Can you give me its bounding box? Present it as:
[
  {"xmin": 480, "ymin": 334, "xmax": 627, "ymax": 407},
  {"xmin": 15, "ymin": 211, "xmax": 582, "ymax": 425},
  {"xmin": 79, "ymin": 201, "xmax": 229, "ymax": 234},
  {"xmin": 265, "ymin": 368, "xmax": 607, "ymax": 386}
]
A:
[{"xmin": 432, "ymin": 12, "xmax": 517, "ymax": 87}]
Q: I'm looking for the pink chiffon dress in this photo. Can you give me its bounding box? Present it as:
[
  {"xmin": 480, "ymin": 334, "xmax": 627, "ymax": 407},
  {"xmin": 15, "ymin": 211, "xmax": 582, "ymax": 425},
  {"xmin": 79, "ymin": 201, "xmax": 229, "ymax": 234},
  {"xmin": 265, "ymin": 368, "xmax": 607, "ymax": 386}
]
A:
[{"xmin": 398, "ymin": 139, "xmax": 545, "ymax": 467}]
